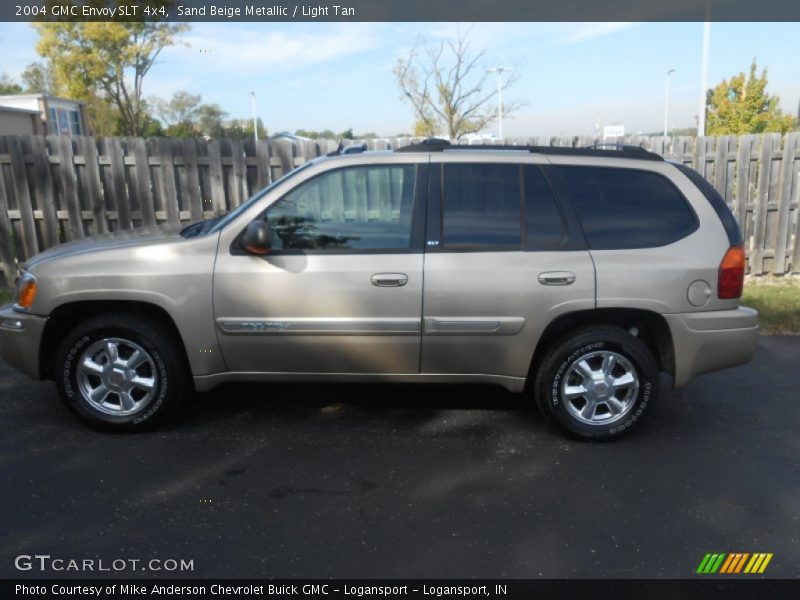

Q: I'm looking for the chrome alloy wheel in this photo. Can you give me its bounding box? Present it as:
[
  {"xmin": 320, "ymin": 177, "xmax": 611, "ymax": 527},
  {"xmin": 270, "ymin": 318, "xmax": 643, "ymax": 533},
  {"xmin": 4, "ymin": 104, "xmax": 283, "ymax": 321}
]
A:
[
  {"xmin": 76, "ymin": 338, "xmax": 158, "ymax": 416},
  {"xmin": 561, "ymin": 350, "xmax": 639, "ymax": 425}
]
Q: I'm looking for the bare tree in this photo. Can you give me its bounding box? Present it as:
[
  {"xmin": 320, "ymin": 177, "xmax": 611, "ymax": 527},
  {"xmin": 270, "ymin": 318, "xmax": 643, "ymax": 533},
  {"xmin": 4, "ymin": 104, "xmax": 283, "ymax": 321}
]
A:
[{"xmin": 394, "ymin": 29, "xmax": 522, "ymax": 141}]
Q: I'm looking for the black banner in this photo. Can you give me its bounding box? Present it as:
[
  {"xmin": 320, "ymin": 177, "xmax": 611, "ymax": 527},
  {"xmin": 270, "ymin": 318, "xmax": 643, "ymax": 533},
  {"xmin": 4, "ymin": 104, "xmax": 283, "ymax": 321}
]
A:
[
  {"xmin": 4, "ymin": 579, "xmax": 800, "ymax": 600},
  {"xmin": 3, "ymin": 0, "xmax": 800, "ymax": 22}
]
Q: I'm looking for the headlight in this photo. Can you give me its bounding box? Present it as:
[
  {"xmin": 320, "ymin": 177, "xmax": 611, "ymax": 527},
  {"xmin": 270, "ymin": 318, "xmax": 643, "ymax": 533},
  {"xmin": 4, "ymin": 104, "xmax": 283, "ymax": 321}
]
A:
[{"xmin": 14, "ymin": 272, "xmax": 37, "ymax": 311}]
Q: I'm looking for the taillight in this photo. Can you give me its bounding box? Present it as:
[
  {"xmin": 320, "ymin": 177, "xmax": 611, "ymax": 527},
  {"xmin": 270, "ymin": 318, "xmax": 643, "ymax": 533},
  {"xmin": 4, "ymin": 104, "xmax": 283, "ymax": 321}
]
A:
[{"xmin": 718, "ymin": 245, "xmax": 745, "ymax": 299}]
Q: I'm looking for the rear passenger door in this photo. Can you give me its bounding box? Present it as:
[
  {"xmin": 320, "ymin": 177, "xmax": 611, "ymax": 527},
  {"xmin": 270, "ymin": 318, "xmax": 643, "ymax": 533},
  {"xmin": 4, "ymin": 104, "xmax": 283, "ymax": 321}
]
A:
[{"xmin": 420, "ymin": 157, "xmax": 596, "ymax": 381}]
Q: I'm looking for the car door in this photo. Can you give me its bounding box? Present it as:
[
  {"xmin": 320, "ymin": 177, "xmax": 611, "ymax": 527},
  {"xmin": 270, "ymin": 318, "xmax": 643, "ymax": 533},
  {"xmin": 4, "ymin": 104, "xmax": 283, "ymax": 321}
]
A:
[
  {"xmin": 213, "ymin": 160, "xmax": 428, "ymax": 375},
  {"xmin": 420, "ymin": 156, "xmax": 596, "ymax": 382}
]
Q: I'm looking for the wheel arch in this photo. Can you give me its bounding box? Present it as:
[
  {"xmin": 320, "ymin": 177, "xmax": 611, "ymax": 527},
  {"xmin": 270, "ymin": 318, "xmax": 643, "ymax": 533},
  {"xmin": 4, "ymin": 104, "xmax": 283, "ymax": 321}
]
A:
[
  {"xmin": 40, "ymin": 300, "xmax": 191, "ymax": 382},
  {"xmin": 530, "ymin": 308, "xmax": 674, "ymax": 382}
]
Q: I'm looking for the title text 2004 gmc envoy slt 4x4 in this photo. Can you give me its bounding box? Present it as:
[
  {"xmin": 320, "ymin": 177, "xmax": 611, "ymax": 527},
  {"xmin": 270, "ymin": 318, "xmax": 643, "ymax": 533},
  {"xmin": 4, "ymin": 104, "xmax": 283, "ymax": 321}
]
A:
[{"xmin": 0, "ymin": 140, "xmax": 758, "ymax": 440}]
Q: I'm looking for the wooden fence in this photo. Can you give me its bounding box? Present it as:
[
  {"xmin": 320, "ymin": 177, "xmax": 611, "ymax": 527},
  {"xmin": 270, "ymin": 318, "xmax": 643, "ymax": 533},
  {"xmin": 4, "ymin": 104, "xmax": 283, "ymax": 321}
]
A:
[{"xmin": 0, "ymin": 133, "xmax": 798, "ymax": 286}]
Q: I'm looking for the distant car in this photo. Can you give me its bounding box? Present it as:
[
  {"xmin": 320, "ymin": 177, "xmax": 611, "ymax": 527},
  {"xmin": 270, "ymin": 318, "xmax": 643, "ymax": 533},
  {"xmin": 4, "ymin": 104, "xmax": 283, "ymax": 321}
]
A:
[{"xmin": 0, "ymin": 140, "xmax": 758, "ymax": 439}]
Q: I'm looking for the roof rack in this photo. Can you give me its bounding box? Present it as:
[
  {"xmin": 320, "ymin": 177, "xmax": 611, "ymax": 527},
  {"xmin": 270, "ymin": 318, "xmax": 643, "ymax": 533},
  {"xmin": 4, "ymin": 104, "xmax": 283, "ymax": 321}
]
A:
[
  {"xmin": 326, "ymin": 142, "xmax": 368, "ymax": 157},
  {"xmin": 396, "ymin": 139, "xmax": 663, "ymax": 161}
]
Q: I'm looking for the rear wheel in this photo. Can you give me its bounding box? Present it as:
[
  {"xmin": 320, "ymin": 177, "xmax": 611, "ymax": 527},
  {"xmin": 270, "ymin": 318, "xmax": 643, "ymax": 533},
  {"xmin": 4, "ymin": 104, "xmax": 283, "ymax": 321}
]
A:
[
  {"xmin": 55, "ymin": 314, "xmax": 187, "ymax": 431},
  {"xmin": 533, "ymin": 326, "xmax": 659, "ymax": 441}
]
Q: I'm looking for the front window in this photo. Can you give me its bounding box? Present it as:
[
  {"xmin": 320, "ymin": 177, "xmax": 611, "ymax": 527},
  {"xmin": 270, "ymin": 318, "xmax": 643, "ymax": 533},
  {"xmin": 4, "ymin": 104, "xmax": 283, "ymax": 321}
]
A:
[{"xmin": 262, "ymin": 165, "xmax": 417, "ymax": 251}]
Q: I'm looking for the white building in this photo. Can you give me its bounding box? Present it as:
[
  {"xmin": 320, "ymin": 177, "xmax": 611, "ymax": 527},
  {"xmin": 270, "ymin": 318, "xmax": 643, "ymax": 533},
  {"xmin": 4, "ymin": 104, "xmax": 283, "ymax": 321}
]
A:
[{"xmin": 0, "ymin": 94, "xmax": 89, "ymax": 136}]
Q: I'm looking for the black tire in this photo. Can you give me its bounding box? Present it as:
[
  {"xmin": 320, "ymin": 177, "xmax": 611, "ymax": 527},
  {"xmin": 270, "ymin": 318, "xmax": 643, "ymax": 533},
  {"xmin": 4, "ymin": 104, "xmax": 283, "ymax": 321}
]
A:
[
  {"xmin": 54, "ymin": 313, "xmax": 187, "ymax": 431},
  {"xmin": 533, "ymin": 326, "xmax": 659, "ymax": 441}
]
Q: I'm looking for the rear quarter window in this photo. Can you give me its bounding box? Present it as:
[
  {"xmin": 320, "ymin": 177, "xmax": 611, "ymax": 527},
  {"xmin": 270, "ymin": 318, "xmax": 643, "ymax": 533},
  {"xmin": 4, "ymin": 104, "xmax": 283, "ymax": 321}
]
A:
[{"xmin": 557, "ymin": 166, "xmax": 698, "ymax": 250}]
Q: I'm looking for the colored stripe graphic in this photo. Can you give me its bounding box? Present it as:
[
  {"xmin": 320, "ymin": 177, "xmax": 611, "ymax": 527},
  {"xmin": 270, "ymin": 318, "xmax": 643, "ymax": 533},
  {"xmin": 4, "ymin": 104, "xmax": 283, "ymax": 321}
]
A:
[{"xmin": 699, "ymin": 552, "xmax": 773, "ymax": 574}]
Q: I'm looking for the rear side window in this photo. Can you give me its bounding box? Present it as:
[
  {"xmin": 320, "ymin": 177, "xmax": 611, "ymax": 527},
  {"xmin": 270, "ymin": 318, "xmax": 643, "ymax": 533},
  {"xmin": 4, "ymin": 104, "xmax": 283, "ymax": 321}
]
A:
[
  {"xmin": 442, "ymin": 163, "xmax": 521, "ymax": 246},
  {"xmin": 440, "ymin": 163, "xmax": 567, "ymax": 249},
  {"xmin": 673, "ymin": 163, "xmax": 743, "ymax": 245},
  {"xmin": 558, "ymin": 166, "xmax": 697, "ymax": 250}
]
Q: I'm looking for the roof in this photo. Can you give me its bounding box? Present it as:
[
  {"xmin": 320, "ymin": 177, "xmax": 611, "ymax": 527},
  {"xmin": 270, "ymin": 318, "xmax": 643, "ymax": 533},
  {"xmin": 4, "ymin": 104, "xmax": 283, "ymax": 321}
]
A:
[
  {"xmin": 0, "ymin": 94, "xmax": 86, "ymax": 106},
  {"xmin": 0, "ymin": 105, "xmax": 40, "ymax": 115}
]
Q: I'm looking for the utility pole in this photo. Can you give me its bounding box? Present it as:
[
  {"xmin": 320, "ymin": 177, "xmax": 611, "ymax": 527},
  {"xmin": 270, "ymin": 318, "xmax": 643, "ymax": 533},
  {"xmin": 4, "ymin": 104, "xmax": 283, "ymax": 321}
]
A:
[
  {"xmin": 698, "ymin": 20, "xmax": 711, "ymax": 136},
  {"xmin": 664, "ymin": 68, "xmax": 676, "ymax": 139},
  {"xmin": 487, "ymin": 67, "xmax": 511, "ymax": 141}
]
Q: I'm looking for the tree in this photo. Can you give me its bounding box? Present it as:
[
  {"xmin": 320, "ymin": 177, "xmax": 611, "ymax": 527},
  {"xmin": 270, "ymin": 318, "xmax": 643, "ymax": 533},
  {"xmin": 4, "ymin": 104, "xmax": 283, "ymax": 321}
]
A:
[
  {"xmin": 0, "ymin": 74, "xmax": 22, "ymax": 95},
  {"xmin": 152, "ymin": 91, "xmax": 202, "ymax": 137},
  {"xmin": 34, "ymin": 21, "xmax": 189, "ymax": 136},
  {"xmin": 394, "ymin": 29, "xmax": 522, "ymax": 140},
  {"xmin": 21, "ymin": 62, "xmax": 57, "ymax": 94},
  {"xmin": 706, "ymin": 59, "xmax": 796, "ymax": 135},
  {"xmin": 196, "ymin": 103, "xmax": 228, "ymax": 138}
]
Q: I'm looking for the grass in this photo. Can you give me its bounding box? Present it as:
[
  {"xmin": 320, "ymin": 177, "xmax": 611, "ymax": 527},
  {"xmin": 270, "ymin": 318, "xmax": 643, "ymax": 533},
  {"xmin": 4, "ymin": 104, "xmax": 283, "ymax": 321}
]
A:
[
  {"xmin": 743, "ymin": 280, "xmax": 800, "ymax": 334},
  {"xmin": 1, "ymin": 282, "xmax": 797, "ymax": 332}
]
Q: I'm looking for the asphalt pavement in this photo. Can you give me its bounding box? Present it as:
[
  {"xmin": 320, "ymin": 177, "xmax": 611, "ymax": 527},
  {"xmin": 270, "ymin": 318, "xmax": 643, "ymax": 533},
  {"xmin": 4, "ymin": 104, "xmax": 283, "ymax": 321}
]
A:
[{"xmin": 1, "ymin": 335, "xmax": 798, "ymax": 579}]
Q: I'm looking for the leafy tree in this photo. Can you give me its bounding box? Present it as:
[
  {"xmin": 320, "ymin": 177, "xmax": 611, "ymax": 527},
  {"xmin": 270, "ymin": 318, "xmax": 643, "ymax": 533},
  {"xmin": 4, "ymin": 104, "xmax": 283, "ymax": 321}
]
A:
[
  {"xmin": 706, "ymin": 59, "xmax": 796, "ymax": 135},
  {"xmin": 33, "ymin": 21, "xmax": 189, "ymax": 136},
  {"xmin": 339, "ymin": 128, "xmax": 354, "ymax": 140},
  {"xmin": 152, "ymin": 91, "xmax": 201, "ymax": 137},
  {"xmin": 0, "ymin": 74, "xmax": 23, "ymax": 94},
  {"xmin": 196, "ymin": 103, "xmax": 227, "ymax": 137},
  {"xmin": 413, "ymin": 119, "xmax": 436, "ymax": 137},
  {"xmin": 394, "ymin": 29, "xmax": 522, "ymax": 140},
  {"xmin": 21, "ymin": 62, "xmax": 57, "ymax": 94}
]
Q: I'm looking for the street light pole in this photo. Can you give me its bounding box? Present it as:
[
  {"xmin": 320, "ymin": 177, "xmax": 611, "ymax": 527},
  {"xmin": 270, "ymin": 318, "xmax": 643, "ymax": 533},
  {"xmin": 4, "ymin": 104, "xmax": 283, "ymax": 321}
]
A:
[
  {"xmin": 698, "ymin": 21, "xmax": 711, "ymax": 136},
  {"xmin": 250, "ymin": 91, "xmax": 258, "ymax": 144},
  {"xmin": 664, "ymin": 68, "xmax": 676, "ymax": 139},
  {"xmin": 487, "ymin": 67, "xmax": 510, "ymax": 141}
]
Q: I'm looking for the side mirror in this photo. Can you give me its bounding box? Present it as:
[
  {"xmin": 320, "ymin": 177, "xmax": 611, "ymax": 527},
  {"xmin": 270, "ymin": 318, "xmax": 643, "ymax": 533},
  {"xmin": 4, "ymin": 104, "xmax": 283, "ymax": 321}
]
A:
[{"xmin": 242, "ymin": 221, "xmax": 272, "ymax": 254}]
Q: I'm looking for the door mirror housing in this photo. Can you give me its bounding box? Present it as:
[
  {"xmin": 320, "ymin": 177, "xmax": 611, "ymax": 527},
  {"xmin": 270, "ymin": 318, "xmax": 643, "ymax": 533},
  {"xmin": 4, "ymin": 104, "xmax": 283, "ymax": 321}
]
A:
[{"xmin": 242, "ymin": 221, "xmax": 272, "ymax": 254}]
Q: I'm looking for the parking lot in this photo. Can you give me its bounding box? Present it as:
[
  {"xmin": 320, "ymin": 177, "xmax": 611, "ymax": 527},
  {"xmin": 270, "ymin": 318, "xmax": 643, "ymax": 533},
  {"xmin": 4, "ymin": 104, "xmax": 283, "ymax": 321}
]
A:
[{"xmin": 1, "ymin": 335, "xmax": 798, "ymax": 579}]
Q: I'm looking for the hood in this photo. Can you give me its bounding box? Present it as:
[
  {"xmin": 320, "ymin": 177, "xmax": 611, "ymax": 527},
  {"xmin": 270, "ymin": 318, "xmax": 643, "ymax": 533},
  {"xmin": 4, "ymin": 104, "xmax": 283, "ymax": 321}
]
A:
[{"xmin": 23, "ymin": 224, "xmax": 186, "ymax": 271}]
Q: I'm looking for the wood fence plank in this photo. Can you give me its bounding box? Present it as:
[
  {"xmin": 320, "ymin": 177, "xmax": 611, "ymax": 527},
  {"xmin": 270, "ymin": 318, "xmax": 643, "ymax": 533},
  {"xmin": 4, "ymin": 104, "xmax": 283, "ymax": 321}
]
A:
[
  {"xmin": 53, "ymin": 135, "xmax": 85, "ymax": 240},
  {"xmin": 255, "ymin": 138, "xmax": 271, "ymax": 187},
  {"xmin": 8, "ymin": 137, "xmax": 39, "ymax": 258},
  {"xmin": 750, "ymin": 134, "xmax": 780, "ymax": 275},
  {"xmin": 0, "ymin": 159, "xmax": 17, "ymax": 284},
  {"xmin": 230, "ymin": 138, "xmax": 246, "ymax": 208},
  {"xmin": 130, "ymin": 137, "xmax": 156, "ymax": 227},
  {"xmin": 207, "ymin": 139, "xmax": 226, "ymax": 215},
  {"xmin": 29, "ymin": 136, "xmax": 59, "ymax": 247},
  {"xmin": 772, "ymin": 133, "xmax": 798, "ymax": 275},
  {"xmin": 735, "ymin": 135, "xmax": 755, "ymax": 228},
  {"xmin": 157, "ymin": 138, "xmax": 180, "ymax": 227},
  {"xmin": 182, "ymin": 138, "xmax": 203, "ymax": 221},
  {"xmin": 103, "ymin": 137, "xmax": 131, "ymax": 230},
  {"xmin": 77, "ymin": 136, "xmax": 108, "ymax": 235}
]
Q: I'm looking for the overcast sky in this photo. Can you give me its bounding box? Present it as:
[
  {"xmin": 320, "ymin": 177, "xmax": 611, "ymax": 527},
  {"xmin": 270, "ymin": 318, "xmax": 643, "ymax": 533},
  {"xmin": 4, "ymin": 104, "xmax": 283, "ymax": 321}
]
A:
[{"xmin": 1, "ymin": 21, "xmax": 798, "ymax": 137}]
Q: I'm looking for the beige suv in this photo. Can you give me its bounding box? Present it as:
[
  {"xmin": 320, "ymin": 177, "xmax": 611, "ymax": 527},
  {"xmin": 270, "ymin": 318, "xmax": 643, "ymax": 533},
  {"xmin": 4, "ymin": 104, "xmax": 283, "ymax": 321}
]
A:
[{"xmin": 0, "ymin": 141, "xmax": 758, "ymax": 440}]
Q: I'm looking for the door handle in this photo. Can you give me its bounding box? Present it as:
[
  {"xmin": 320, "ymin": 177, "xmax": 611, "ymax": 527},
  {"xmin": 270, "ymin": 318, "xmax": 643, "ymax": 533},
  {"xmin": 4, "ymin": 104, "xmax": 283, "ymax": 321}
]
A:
[
  {"xmin": 538, "ymin": 271, "xmax": 576, "ymax": 286},
  {"xmin": 371, "ymin": 273, "xmax": 408, "ymax": 287}
]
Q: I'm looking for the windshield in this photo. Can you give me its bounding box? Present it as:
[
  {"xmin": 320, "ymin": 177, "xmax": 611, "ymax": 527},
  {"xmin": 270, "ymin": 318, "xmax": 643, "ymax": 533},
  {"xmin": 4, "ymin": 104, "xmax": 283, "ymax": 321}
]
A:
[{"xmin": 181, "ymin": 159, "xmax": 319, "ymax": 238}]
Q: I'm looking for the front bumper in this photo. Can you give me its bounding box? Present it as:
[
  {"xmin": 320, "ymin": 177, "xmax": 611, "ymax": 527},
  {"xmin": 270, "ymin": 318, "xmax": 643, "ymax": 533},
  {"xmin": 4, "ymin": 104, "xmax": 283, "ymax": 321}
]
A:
[
  {"xmin": 664, "ymin": 306, "xmax": 759, "ymax": 388},
  {"xmin": 0, "ymin": 304, "xmax": 47, "ymax": 380}
]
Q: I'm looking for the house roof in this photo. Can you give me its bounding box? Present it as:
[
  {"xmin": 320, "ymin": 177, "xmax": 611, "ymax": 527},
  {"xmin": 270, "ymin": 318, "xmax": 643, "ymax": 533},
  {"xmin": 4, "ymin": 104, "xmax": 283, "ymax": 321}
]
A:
[
  {"xmin": 0, "ymin": 93, "xmax": 86, "ymax": 106},
  {"xmin": 0, "ymin": 105, "xmax": 40, "ymax": 115}
]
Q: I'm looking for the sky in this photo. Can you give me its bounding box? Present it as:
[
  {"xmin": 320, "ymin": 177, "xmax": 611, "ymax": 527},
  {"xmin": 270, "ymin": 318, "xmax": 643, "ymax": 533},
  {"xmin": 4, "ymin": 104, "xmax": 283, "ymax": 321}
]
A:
[{"xmin": 1, "ymin": 21, "xmax": 798, "ymax": 137}]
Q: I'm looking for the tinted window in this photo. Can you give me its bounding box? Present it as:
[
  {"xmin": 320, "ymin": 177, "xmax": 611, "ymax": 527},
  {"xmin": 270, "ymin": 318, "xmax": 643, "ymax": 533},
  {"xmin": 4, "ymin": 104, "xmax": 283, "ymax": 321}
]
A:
[
  {"xmin": 558, "ymin": 166, "xmax": 697, "ymax": 249},
  {"xmin": 264, "ymin": 165, "xmax": 416, "ymax": 251},
  {"xmin": 524, "ymin": 166, "xmax": 567, "ymax": 248},
  {"xmin": 442, "ymin": 164, "xmax": 521, "ymax": 247},
  {"xmin": 673, "ymin": 163, "xmax": 742, "ymax": 245}
]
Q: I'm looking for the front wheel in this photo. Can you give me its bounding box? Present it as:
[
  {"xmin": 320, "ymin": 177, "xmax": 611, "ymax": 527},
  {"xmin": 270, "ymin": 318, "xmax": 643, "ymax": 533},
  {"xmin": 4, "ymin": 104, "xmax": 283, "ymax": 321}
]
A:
[
  {"xmin": 55, "ymin": 314, "xmax": 187, "ymax": 431},
  {"xmin": 533, "ymin": 326, "xmax": 659, "ymax": 441}
]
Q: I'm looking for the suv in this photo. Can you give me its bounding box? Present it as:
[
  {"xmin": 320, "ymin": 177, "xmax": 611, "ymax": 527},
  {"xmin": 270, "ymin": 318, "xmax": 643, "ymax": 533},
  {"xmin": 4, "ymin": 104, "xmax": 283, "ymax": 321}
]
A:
[{"xmin": 0, "ymin": 141, "xmax": 758, "ymax": 440}]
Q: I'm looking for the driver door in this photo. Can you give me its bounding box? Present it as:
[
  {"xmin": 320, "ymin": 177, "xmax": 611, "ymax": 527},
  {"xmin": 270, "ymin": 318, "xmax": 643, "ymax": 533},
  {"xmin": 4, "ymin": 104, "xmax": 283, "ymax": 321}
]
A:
[{"xmin": 213, "ymin": 161, "xmax": 428, "ymax": 375}]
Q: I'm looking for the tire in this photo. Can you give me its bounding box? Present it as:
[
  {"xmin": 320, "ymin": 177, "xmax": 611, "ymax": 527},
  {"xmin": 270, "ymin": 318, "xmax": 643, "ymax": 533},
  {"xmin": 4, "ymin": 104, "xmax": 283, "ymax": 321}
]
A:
[
  {"xmin": 533, "ymin": 326, "xmax": 659, "ymax": 441},
  {"xmin": 54, "ymin": 313, "xmax": 187, "ymax": 431}
]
